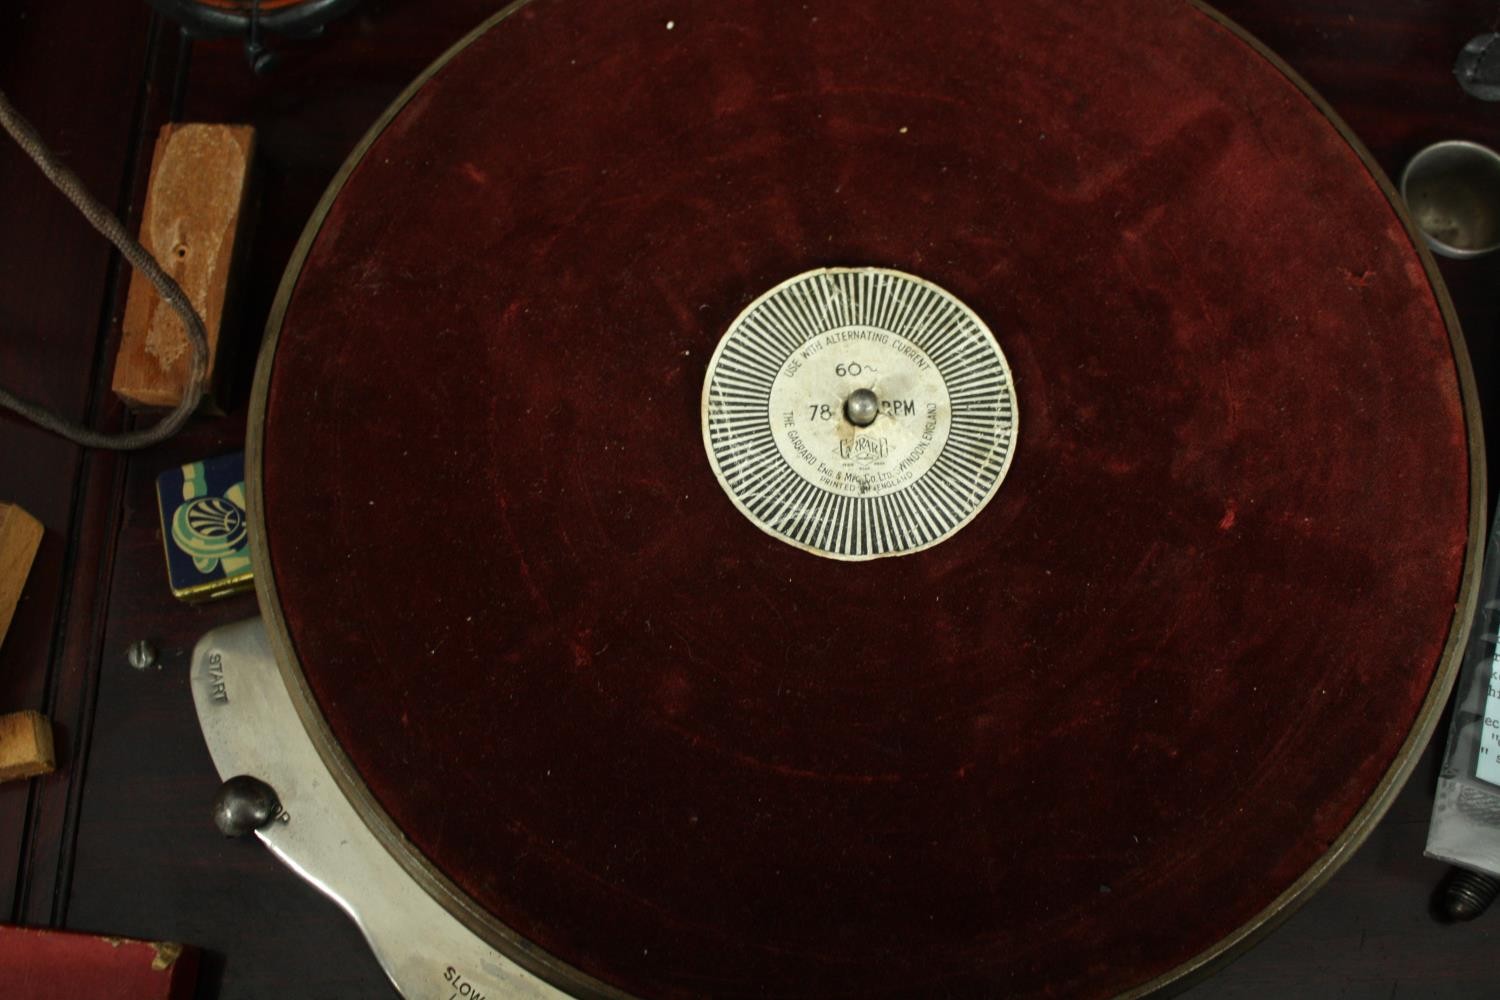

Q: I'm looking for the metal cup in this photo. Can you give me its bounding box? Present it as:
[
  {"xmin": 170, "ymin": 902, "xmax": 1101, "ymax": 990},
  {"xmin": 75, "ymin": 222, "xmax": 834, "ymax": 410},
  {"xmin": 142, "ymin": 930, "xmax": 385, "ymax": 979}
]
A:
[{"xmin": 1400, "ymin": 140, "xmax": 1500, "ymax": 260}]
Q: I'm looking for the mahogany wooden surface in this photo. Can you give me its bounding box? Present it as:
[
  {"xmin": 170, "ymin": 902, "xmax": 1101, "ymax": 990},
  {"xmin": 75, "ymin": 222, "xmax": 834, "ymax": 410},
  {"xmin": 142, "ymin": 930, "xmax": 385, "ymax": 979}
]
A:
[
  {"xmin": 1, "ymin": 1, "xmax": 1498, "ymax": 997},
  {"xmin": 0, "ymin": 0, "xmax": 152, "ymax": 931}
]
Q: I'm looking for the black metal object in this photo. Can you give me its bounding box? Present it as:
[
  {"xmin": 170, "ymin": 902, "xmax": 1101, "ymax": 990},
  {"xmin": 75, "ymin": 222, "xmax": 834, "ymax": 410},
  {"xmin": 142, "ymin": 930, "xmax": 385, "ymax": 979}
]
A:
[
  {"xmin": 1456, "ymin": 33, "xmax": 1500, "ymax": 101},
  {"xmin": 146, "ymin": 0, "xmax": 361, "ymax": 37},
  {"xmin": 145, "ymin": 0, "xmax": 364, "ymax": 72}
]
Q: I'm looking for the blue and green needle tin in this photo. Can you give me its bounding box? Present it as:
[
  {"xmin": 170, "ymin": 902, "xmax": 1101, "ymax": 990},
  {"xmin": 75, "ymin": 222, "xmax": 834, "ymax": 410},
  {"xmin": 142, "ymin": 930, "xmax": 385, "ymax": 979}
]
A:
[{"xmin": 155, "ymin": 451, "xmax": 254, "ymax": 602}]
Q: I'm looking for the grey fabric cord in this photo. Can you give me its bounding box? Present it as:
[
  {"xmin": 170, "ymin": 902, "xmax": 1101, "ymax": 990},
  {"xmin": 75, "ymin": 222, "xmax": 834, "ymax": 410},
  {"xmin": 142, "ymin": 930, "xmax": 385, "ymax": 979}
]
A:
[{"xmin": 0, "ymin": 87, "xmax": 208, "ymax": 450}]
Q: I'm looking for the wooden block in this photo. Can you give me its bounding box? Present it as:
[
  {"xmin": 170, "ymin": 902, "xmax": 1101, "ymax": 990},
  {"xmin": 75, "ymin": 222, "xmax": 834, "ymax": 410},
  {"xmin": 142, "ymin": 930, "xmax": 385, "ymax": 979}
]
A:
[
  {"xmin": 0, "ymin": 924, "xmax": 199, "ymax": 999},
  {"xmin": 0, "ymin": 711, "xmax": 55, "ymax": 783},
  {"xmin": 113, "ymin": 123, "xmax": 255, "ymax": 409},
  {"xmin": 0, "ymin": 502, "xmax": 43, "ymax": 648}
]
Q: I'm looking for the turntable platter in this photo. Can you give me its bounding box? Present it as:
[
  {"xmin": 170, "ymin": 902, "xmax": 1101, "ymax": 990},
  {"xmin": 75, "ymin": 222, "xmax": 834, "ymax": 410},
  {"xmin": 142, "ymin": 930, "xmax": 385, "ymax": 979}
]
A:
[{"xmin": 246, "ymin": 0, "xmax": 1479, "ymax": 995}]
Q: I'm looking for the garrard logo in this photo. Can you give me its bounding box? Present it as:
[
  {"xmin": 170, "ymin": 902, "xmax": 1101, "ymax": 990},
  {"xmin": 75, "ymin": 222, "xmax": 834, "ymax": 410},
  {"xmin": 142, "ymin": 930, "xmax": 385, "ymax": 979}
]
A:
[{"xmin": 839, "ymin": 436, "xmax": 889, "ymax": 464}]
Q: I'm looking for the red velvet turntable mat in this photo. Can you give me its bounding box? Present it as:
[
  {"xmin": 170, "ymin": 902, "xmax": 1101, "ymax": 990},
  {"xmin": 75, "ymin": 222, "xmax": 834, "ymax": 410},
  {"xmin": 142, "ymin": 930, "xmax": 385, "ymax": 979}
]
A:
[{"xmin": 253, "ymin": 0, "xmax": 1476, "ymax": 996}]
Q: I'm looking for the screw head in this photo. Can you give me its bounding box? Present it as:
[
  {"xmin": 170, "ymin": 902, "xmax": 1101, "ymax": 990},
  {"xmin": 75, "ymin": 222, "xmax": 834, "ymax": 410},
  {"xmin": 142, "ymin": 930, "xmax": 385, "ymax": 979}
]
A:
[
  {"xmin": 127, "ymin": 639, "xmax": 158, "ymax": 671},
  {"xmin": 213, "ymin": 775, "xmax": 281, "ymax": 837},
  {"xmin": 844, "ymin": 388, "xmax": 880, "ymax": 427},
  {"xmin": 249, "ymin": 49, "xmax": 281, "ymax": 76}
]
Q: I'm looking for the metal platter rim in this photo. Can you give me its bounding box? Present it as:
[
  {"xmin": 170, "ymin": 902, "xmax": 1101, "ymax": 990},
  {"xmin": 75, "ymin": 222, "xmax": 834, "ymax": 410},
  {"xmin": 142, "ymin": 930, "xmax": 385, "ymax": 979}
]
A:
[{"xmin": 241, "ymin": 2, "xmax": 1486, "ymax": 996}]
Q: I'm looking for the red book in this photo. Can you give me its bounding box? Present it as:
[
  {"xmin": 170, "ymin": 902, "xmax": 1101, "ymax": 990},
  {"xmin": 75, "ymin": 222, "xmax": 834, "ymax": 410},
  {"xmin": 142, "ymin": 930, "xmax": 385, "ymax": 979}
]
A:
[{"xmin": 0, "ymin": 925, "xmax": 199, "ymax": 999}]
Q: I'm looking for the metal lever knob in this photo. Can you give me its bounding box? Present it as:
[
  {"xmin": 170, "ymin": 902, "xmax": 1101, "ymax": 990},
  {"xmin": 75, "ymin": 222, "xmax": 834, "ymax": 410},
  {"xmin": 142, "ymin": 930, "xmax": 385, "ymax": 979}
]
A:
[{"xmin": 213, "ymin": 774, "xmax": 281, "ymax": 837}]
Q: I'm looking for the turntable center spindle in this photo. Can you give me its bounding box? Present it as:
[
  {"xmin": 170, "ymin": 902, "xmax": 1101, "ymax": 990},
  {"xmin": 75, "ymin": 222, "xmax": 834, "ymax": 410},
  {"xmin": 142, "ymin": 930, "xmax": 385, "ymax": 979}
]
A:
[{"xmin": 843, "ymin": 387, "xmax": 880, "ymax": 427}]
